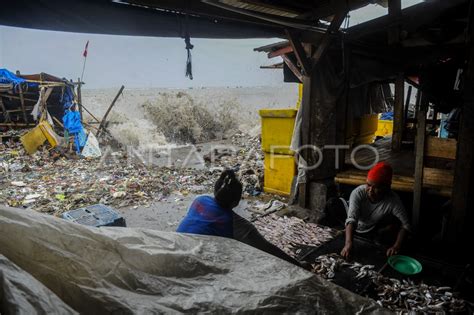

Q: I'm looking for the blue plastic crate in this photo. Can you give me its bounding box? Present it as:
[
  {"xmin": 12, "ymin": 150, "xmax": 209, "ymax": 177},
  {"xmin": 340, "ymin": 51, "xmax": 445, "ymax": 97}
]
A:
[{"xmin": 62, "ymin": 204, "xmax": 126, "ymax": 227}]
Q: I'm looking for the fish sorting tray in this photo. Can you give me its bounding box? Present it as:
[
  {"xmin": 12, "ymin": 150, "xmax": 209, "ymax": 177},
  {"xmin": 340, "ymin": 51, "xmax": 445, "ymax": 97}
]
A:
[{"xmin": 62, "ymin": 204, "xmax": 126, "ymax": 227}]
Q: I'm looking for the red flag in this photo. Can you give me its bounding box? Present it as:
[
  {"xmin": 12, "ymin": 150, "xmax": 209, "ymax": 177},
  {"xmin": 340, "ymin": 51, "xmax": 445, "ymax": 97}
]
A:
[{"xmin": 83, "ymin": 40, "xmax": 89, "ymax": 58}]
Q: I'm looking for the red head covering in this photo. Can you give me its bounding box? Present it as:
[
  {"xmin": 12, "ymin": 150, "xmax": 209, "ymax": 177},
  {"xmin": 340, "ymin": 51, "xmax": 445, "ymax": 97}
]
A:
[{"xmin": 367, "ymin": 162, "xmax": 393, "ymax": 186}]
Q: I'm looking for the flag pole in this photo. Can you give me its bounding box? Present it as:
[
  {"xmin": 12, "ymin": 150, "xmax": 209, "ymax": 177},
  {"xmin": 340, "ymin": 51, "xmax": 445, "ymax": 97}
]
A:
[
  {"xmin": 80, "ymin": 40, "xmax": 89, "ymax": 83},
  {"xmin": 80, "ymin": 56, "xmax": 87, "ymax": 83}
]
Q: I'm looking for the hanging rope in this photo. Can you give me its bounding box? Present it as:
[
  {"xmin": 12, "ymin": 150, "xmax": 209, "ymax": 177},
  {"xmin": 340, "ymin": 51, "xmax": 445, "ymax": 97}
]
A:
[{"xmin": 184, "ymin": 14, "xmax": 194, "ymax": 80}]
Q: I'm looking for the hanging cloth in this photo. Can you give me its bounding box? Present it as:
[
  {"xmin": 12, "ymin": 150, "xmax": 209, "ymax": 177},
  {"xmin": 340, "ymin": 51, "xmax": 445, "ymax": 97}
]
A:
[
  {"xmin": 185, "ymin": 34, "xmax": 194, "ymax": 80},
  {"xmin": 184, "ymin": 14, "xmax": 194, "ymax": 80}
]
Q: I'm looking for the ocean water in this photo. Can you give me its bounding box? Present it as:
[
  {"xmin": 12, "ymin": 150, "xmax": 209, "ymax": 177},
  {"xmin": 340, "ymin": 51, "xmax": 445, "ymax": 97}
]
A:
[{"xmin": 82, "ymin": 85, "xmax": 299, "ymax": 149}]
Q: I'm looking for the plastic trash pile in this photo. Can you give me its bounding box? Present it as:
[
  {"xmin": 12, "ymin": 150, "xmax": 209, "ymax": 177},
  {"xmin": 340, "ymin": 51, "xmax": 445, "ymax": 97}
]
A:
[{"xmin": 1, "ymin": 130, "xmax": 266, "ymax": 216}]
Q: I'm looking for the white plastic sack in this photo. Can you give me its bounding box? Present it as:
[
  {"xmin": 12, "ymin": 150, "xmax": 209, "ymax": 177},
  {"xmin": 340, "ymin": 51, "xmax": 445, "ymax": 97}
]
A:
[
  {"xmin": 31, "ymin": 87, "xmax": 53, "ymax": 121},
  {"xmin": 0, "ymin": 206, "xmax": 387, "ymax": 314},
  {"xmin": 81, "ymin": 132, "xmax": 101, "ymax": 158}
]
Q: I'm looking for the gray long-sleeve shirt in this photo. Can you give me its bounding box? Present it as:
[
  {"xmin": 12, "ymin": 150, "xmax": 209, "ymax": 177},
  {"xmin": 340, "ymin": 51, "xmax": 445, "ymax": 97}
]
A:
[{"xmin": 345, "ymin": 185, "xmax": 411, "ymax": 233}]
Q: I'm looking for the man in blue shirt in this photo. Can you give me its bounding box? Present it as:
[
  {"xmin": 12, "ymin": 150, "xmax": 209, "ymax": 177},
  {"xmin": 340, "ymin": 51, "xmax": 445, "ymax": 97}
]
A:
[
  {"xmin": 177, "ymin": 169, "xmax": 240, "ymax": 238},
  {"xmin": 176, "ymin": 194, "xmax": 234, "ymax": 238},
  {"xmin": 177, "ymin": 170, "xmax": 300, "ymax": 266}
]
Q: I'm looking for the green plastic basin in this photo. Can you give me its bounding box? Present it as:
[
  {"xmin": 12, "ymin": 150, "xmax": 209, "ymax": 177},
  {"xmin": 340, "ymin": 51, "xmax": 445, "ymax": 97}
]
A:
[{"xmin": 388, "ymin": 255, "xmax": 422, "ymax": 275}]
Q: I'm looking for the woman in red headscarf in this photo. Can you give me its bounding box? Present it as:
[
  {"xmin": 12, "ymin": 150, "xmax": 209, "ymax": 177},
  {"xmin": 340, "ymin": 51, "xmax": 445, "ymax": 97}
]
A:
[{"xmin": 320, "ymin": 162, "xmax": 411, "ymax": 259}]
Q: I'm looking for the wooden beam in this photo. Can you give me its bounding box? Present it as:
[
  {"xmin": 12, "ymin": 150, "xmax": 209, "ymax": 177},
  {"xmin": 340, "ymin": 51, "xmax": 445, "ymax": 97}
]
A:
[
  {"xmin": 267, "ymin": 45, "xmax": 293, "ymax": 58},
  {"xmin": 5, "ymin": 107, "xmax": 34, "ymax": 113},
  {"xmin": 259, "ymin": 62, "xmax": 284, "ymax": 69},
  {"xmin": 412, "ymin": 93, "xmax": 428, "ymax": 232},
  {"xmin": 335, "ymin": 170, "xmax": 452, "ymax": 197},
  {"xmin": 388, "ymin": 0, "xmax": 401, "ymax": 45},
  {"xmin": 97, "ymin": 85, "xmax": 124, "ymax": 137},
  {"xmin": 391, "ymin": 74, "xmax": 405, "ymax": 151},
  {"xmin": 52, "ymin": 116, "xmax": 64, "ymax": 129},
  {"xmin": 312, "ymin": 9, "xmax": 347, "ymax": 66},
  {"xmin": 81, "ymin": 105, "xmax": 101, "ymax": 123},
  {"xmin": 285, "ymin": 30, "xmax": 312, "ymax": 76},
  {"xmin": 281, "ymin": 54, "xmax": 303, "ymax": 82},
  {"xmin": 0, "ymin": 93, "xmax": 38, "ymax": 103}
]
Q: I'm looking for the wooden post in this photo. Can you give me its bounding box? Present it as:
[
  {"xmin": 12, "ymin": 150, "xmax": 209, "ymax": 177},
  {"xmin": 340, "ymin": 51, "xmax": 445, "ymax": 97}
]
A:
[
  {"xmin": 0, "ymin": 97, "xmax": 10, "ymax": 123},
  {"xmin": 392, "ymin": 74, "xmax": 404, "ymax": 151},
  {"xmin": 448, "ymin": 0, "xmax": 474, "ymax": 244},
  {"xmin": 298, "ymin": 75, "xmax": 312, "ymax": 208},
  {"xmin": 412, "ymin": 93, "xmax": 427, "ymax": 232},
  {"xmin": 17, "ymin": 84, "xmax": 29, "ymax": 124},
  {"xmin": 77, "ymin": 78, "xmax": 83, "ymax": 122},
  {"xmin": 96, "ymin": 85, "xmax": 124, "ymax": 137},
  {"xmin": 404, "ymin": 85, "xmax": 412, "ymax": 126},
  {"xmin": 15, "ymin": 70, "xmax": 29, "ymax": 123}
]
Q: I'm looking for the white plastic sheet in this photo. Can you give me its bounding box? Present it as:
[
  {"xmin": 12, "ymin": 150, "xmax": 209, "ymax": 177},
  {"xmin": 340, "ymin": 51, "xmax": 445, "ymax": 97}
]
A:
[{"xmin": 0, "ymin": 206, "xmax": 388, "ymax": 314}]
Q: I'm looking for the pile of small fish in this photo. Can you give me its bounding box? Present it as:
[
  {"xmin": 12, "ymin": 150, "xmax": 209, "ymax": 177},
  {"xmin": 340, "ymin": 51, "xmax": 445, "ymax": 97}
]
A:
[
  {"xmin": 253, "ymin": 214, "xmax": 335, "ymax": 257},
  {"xmin": 373, "ymin": 277, "xmax": 466, "ymax": 313},
  {"xmin": 309, "ymin": 254, "xmax": 467, "ymax": 313},
  {"xmin": 311, "ymin": 253, "xmax": 376, "ymax": 280}
]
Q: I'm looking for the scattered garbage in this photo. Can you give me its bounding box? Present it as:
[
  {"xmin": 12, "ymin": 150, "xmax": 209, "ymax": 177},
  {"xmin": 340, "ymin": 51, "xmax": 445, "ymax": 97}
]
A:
[{"xmin": 1, "ymin": 129, "xmax": 266, "ymax": 216}]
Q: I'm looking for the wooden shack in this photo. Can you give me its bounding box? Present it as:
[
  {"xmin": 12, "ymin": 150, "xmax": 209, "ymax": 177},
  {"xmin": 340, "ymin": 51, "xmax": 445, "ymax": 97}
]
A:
[
  {"xmin": 2, "ymin": 0, "xmax": 472, "ymax": 247},
  {"xmin": 0, "ymin": 70, "xmax": 82, "ymax": 128}
]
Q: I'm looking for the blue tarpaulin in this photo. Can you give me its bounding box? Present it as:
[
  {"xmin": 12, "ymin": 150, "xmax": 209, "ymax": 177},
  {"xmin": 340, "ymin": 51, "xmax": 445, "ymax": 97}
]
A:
[
  {"xmin": 63, "ymin": 110, "xmax": 87, "ymax": 153},
  {"xmin": 380, "ymin": 111, "xmax": 394, "ymax": 120},
  {"xmin": 61, "ymin": 86, "xmax": 75, "ymax": 110},
  {"xmin": 0, "ymin": 68, "xmax": 38, "ymax": 91},
  {"xmin": 0, "ymin": 68, "xmax": 25, "ymax": 85}
]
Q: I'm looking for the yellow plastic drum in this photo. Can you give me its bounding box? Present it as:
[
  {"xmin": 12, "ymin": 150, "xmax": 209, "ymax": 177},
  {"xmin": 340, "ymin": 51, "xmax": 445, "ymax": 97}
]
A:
[
  {"xmin": 263, "ymin": 152, "xmax": 296, "ymax": 196},
  {"xmin": 375, "ymin": 119, "xmax": 394, "ymax": 137},
  {"xmin": 354, "ymin": 114, "xmax": 379, "ymax": 145},
  {"xmin": 259, "ymin": 108, "xmax": 297, "ymax": 155}
]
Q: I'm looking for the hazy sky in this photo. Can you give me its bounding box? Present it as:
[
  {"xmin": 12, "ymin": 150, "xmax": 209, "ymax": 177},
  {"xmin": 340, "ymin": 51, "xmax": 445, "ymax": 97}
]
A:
[
  {"xmin": 0, "ymin": 1, "xmax": 421, "ymax": 89},
  {"xmin": 0, "ymin": 26, "xmax": 286, "ymax": 89}
]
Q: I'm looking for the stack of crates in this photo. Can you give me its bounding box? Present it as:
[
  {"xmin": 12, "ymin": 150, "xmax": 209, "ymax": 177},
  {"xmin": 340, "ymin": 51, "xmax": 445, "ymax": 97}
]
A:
[{"xmin": 259, "ymin": 109, "xmax": 297, "ymax": 196}]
